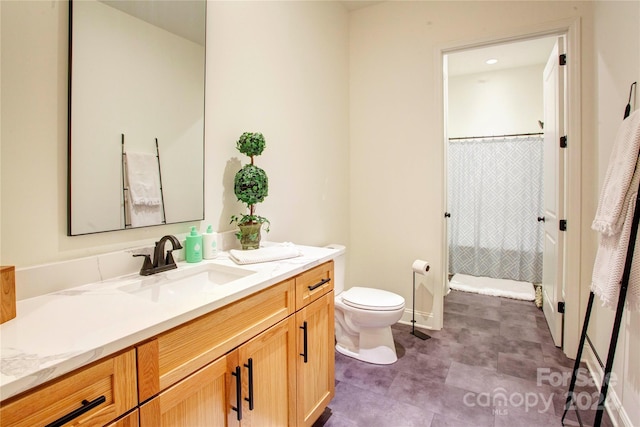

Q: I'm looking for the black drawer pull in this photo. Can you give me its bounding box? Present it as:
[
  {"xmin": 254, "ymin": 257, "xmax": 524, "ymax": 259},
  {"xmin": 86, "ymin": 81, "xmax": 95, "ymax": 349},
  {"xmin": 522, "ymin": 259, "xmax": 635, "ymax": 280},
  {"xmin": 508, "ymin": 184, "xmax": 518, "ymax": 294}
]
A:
[
  {"xmin": 231, "ymin": 366, "xmax": 242, "ymax": 420},
  {"xmin": 45, "ymin": 395, "xmax": 106, "ymax": 427},
  {"xmin": 244, "ymin": 358, "xmax": 254, "ymax": 410},
  {"xmin": 308, "ymin": 278, "xmax": 331, "ymax": 291},
  {"xmin": 300, "ymin": 321, "xmax": 308, "ymax": 363}
]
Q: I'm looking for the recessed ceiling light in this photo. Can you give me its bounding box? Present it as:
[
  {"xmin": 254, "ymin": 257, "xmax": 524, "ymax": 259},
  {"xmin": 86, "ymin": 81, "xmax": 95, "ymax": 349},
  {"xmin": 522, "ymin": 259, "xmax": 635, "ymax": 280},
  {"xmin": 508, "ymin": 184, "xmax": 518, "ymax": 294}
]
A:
[{"xmin": 486, "ymin": 58, "xmax": 498, "ymax": 65}]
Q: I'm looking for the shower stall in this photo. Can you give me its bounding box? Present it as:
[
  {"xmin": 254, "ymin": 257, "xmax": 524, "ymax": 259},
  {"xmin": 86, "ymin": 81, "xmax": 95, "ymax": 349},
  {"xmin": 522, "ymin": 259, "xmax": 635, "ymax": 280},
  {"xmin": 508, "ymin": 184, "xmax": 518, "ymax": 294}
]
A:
[{"xmin": 447, "ymin": 133, "xmax": 544, "ymax": 284}]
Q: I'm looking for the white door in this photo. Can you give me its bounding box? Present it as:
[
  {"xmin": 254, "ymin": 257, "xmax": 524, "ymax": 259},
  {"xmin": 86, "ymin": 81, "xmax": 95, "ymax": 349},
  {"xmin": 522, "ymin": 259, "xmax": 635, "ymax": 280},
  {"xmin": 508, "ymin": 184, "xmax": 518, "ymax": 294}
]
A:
[{"xmin": 541, "ymin": 38, "xmax": 565, "ymax": 347}]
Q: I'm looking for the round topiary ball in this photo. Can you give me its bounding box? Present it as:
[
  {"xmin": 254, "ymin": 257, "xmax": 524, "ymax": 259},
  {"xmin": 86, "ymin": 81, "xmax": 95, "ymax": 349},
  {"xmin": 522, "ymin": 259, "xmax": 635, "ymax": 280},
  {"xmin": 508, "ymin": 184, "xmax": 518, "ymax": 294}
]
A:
[
  {"xmin": 234, "ymin": 164, "xmax": 268, "ymax": 205},
  {"xmin": 236, "ymin": 132, "xmax": 266, "ymax": 157}
]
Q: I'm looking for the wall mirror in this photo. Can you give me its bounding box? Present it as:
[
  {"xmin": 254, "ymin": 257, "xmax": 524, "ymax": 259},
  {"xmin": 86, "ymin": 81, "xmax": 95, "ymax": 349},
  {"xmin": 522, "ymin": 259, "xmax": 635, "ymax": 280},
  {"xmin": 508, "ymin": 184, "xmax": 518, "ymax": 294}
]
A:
[{"xmin": 68, "ymin": 0, "xmax": 206, "ymax": 235}]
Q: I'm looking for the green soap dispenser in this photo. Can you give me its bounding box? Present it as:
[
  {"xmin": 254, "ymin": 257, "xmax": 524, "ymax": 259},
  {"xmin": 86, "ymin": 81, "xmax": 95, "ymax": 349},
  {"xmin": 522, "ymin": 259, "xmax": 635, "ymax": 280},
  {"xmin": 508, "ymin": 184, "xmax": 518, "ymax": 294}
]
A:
[{"xmin": 185, "ymin": 226, "xmax": 203, "ymax": 263}]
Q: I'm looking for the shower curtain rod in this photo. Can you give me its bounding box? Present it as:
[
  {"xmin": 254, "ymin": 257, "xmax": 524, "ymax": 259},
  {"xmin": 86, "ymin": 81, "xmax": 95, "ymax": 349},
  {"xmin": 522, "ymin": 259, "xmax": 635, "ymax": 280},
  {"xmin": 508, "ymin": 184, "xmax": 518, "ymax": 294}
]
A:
[{"xmin": 448, "ymin": 132, "xmax": 543, "ymax": 141}]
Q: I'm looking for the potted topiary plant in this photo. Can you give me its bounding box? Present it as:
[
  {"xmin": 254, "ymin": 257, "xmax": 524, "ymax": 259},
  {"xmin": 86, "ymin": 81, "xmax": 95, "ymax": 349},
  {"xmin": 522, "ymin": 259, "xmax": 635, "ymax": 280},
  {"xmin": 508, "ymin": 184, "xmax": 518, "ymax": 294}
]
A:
[{"xmin": 230, "ymin": 132, "xmax": 270, "ymax": 250}]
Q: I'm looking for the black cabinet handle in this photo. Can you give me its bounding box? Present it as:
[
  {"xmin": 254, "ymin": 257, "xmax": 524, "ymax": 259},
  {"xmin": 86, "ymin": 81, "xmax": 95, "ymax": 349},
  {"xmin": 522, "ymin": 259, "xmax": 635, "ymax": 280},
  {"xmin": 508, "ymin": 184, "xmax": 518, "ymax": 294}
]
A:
[
  {"xmin": 444, "ymin": 212, "xmax": 451, "ymax": 218},
  {"xmin": 45, "ymin": 395, "xmax": 106, "ymax": 427},
  {"xmin": 300, "ymin": 321, "xmax": 308, "ymax": 363},
  {"xmin": 308, "ymin": 278, "xmax": 331, "ymax": 291},
  {"xmin": 231, "ymin": 366, "xmax": 242, "ymax": 420},
  {"xmin": 537, "ymin": 216, "xmax": 546, "ymax": 222},
  {"xmin": 244, "ymin": 358, "xmax": 254, "ymax": 411}
]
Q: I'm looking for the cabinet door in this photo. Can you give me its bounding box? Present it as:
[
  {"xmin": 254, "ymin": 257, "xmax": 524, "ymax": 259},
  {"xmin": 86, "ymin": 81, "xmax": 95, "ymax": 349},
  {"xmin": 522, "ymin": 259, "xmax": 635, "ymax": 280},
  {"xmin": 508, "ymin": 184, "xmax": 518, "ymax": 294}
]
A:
[
  {"xmin": 296, "ymin": 291, "xmax": 335, "ymax": 427},
  {"xmin": 139, "ymin": 354, "xmax": 237, "ymax": 427},
  {"xmin": 234, "ymin": 317, "xmax": 297, "ymax": 426}
]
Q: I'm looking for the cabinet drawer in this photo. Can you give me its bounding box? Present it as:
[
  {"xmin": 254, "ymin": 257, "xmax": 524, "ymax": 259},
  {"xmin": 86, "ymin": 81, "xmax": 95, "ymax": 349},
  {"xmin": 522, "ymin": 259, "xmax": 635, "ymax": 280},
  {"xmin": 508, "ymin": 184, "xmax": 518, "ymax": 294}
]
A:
[
  {"xmin": 0, "ymin": 349, "xmax": 137, "ymax": 427},
  {"xmin": 295, "ymin": 261, "xmax": 334, "ymax": 310},
  {"xmin": 137, "ymin": 278, "xmax": 295, "ymax": 401}
]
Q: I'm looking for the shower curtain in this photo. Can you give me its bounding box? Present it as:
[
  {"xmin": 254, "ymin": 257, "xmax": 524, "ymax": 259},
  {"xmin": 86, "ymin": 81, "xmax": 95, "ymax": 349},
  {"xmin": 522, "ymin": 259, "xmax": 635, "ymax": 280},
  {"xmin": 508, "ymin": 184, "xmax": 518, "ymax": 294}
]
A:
[{"xmin": 447, "ymin": 134, "xmax": 544, "ymax": 284}]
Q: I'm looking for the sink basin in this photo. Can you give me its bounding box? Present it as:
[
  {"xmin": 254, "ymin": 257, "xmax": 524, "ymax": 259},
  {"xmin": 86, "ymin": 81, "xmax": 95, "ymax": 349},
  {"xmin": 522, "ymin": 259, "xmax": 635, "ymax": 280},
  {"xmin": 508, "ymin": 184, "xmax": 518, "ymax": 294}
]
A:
[{"xmin": 118, "ymin": 263, "xmax": 256, "ymax": 303}]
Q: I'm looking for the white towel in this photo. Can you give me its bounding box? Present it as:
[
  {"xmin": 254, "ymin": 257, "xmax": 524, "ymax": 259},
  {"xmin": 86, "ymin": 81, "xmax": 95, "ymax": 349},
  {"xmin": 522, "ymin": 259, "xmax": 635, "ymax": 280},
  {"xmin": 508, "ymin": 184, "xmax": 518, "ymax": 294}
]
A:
[
  {"xmin": 125, "ymin": 152, "xmax": 162, "ymax": 206},
  {"xmin": 127, "ymin": 197, "xmax": 163, "ymax": 227},
  {"xmin": 449, "ymin": 273, "xmax": 535, "ymax": 301},
  {"xmin": 592, "ymin": 110, "xmax": 640, "ymax": 236},
  {"xmin": 591, "ymin": 110, "xmax": 640, "ymax": 312},
  {"xmin": 125, "ymin": 151, "xmax": 163, "ymax": 227},
  {"xmin": 229, "ymin": 245, "xmax": 301, "ymax": 265}
]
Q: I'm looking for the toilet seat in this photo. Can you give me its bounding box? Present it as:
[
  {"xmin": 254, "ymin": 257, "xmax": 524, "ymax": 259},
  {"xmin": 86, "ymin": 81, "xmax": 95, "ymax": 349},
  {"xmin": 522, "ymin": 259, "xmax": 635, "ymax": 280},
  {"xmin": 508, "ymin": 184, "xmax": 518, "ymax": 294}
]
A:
[{"xmin": 341, "ymin": 287, "xmax": 405, "ymax": 311}]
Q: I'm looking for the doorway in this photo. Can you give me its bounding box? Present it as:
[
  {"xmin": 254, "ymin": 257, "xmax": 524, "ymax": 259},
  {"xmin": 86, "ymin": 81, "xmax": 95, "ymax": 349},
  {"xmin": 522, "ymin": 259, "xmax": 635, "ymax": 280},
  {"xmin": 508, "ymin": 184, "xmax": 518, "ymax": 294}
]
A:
[{"xmin": 441, "ymin": 29, "xmax": 578, "ymax": 354}]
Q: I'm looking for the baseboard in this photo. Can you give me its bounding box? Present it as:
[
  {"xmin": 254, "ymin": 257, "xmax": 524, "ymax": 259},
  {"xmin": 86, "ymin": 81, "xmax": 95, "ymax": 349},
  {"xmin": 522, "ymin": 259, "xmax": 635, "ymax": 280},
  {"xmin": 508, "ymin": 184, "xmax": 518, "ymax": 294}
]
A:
[
  {"xmin": 583, "ymin": 344, "xmax": 633, "ymax": 427},
  {"xmin": 399, "ymin": 308, "xmax": 437, "ymax": 330}
]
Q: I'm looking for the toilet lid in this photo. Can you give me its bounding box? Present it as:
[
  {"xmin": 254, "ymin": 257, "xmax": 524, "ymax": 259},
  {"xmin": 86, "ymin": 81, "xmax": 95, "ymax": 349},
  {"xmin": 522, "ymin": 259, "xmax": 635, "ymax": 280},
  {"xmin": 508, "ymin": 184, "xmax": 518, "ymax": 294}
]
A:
[{"xmin": 341, "ymin": 287, "xmax": 405, "ymax": 311}]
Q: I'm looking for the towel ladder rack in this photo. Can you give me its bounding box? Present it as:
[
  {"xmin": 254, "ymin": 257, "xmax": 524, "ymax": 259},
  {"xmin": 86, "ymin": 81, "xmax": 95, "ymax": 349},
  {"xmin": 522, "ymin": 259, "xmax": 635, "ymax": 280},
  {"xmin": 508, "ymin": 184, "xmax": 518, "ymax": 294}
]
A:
[
  {"xmin": 121, "ymin": 134, "xmax": 167, "ymax": 228},
  {"xmin": 562, "ymin": 81, "xmax": 637, "ymax": 427}
]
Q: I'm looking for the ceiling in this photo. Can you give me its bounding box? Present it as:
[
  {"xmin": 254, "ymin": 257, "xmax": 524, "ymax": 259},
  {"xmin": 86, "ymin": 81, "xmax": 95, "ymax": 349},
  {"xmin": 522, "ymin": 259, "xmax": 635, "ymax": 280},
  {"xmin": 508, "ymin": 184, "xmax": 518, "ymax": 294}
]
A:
[
  {"xmin": 100, "ymin": 0, "xmax": 206, "ymax": 45},
  {"xmin": 447, "ymin": 37, "xmax": 558, "ymax": 76}
]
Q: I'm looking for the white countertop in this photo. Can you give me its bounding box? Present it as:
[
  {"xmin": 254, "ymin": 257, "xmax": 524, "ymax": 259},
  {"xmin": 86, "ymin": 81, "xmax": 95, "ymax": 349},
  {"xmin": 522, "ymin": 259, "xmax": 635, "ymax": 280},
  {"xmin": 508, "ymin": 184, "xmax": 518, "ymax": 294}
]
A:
[{"xmin": 0, "ymin": 244, "xmax": 342, "ymax": 401}]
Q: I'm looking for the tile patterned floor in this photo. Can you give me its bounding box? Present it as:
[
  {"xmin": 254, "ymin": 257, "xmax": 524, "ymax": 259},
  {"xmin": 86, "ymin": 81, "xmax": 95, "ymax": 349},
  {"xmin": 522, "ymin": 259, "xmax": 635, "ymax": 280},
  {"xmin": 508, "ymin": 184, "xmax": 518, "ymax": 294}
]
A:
[{"xmin": 314, "ymin": 290, "xmax": 613, "ymax": 427}]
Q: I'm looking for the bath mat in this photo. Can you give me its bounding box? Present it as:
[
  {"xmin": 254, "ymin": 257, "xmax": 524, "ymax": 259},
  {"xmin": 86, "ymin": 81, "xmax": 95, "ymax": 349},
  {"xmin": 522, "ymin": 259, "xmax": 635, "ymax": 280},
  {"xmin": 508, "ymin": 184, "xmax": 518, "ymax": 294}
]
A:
[{"xmin": 449, "ymin": 273, "xmax": 535, "ymax": 301}]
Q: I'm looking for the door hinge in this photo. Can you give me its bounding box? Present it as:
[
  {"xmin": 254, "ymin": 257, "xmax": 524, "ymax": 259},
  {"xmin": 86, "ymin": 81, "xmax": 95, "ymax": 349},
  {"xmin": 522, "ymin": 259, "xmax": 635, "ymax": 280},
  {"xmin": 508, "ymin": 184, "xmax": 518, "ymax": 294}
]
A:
[
  {"xmin": 560, "ymin": 135, "xmax": 568, "ymax": 148},
  {"xmin": 558, "ymin": 301, "xmax": 565, "ymax": 313},
  {"xmin": 560, "ymin": 220, "xmax": 567, "ymax": 231},
  {"xmin": 559, "ymin": 54, "xmax": 567, "ymax": 66}
]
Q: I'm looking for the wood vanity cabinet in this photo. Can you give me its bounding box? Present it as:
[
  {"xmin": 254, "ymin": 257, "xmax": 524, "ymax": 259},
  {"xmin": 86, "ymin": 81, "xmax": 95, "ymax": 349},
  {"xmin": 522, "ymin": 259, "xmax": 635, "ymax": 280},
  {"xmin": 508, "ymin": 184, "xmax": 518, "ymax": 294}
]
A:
[
  {"xmin": 0, "ymin": 349, "xmax": 137, "ymax": 427},
  {"xmin": 137, "ymin": 260, "xmax": 335, "ymax": 427},
  {"xmin": 0, "ymin": 260, "xmax": 335, "ymax": 427}
]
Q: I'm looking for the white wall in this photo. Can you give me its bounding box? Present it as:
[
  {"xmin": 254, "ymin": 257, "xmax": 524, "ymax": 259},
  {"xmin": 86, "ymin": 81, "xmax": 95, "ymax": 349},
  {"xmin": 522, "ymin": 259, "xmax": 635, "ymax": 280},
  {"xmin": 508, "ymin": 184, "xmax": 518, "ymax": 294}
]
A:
[
  {"xmin": 448, "ymin": 64, "xmax": 545, "ymax": 138},
  {"xmin": 0, "ymin": 0, "xmax": 350, "ymax": 267},
  {"xmin": 204, "ymin": 1, "xmax": 350, "ymax": 248},
  {"xmin": 349, "ymin": 0, "xmax": 594, "ymax": 327},
  {"xmin": 590, "ymin": 1, "xmax": 640, "ymax": 425}
]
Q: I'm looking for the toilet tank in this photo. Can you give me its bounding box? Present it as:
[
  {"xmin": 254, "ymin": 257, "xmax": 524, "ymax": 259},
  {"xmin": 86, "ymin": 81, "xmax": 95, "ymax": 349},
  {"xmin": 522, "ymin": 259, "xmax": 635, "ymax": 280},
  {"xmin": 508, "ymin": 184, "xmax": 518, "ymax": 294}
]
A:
[{"xmin": 325, "ymin": 244, "xmax": 345, "ymax": 294}]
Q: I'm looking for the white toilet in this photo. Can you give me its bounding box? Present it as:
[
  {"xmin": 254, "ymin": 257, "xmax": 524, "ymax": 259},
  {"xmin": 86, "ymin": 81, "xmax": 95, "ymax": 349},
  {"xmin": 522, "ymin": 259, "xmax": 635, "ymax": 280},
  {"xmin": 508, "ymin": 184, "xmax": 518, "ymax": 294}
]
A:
[{"xmin": 329, "ymin": 245, "xmax": 405, "ymax": 365}]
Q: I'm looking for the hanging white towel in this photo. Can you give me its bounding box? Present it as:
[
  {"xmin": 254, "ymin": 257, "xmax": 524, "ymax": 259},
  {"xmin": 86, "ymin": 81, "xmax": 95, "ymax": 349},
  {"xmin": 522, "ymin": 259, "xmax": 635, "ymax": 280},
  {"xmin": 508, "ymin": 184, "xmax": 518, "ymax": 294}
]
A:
[
  {"xmin": 125, "ymin": 151, "xmax": 163, "ymax": 227},
  {"xmin": 592, "ymin": 110, "xmax": 640, "ymax": 236},
  {"xmin": 591, "ymin": 110, "xmax": 640, "ymax": 312},
  {"xmin": 127, "ymin": 197, "xmax": 163, "ymax": 227},
  {"xmin": 125, "ymin": 152, "xmax": 162, "ymax": 206}
]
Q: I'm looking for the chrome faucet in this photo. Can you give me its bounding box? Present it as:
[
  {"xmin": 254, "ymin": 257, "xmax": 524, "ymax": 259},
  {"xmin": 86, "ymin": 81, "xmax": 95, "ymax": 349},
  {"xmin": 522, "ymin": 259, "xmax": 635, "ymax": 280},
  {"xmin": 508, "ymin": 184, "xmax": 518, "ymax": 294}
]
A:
[{"xmin": 134, "ymin": 235, "xmax": 183, "ymax": 276}]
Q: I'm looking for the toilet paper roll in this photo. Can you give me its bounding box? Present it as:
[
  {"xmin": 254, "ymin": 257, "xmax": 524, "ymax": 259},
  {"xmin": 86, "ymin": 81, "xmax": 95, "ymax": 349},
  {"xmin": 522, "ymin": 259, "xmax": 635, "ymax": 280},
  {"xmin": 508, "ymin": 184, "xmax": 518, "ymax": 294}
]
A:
[{"xmin": 412, "ymin": 259, "xmax": 430, "ymax": 275}]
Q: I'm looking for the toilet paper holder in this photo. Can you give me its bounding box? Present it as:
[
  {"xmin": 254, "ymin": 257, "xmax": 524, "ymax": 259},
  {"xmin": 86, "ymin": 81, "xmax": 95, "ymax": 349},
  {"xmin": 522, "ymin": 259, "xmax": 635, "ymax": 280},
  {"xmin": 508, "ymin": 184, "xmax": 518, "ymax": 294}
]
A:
[{"xmin": 410, "ymin": 260, "xmax": 431, "ymax": 340}]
